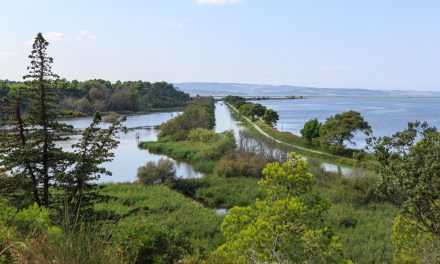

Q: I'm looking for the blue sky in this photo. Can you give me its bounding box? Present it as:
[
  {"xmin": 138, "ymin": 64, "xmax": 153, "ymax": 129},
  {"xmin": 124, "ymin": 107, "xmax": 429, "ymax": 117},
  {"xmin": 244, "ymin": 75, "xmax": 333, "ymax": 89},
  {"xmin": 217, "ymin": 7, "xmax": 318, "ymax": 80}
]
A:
[{"xmin": 1, "ymin": 0, "xmax": 440, "ymax": 90}]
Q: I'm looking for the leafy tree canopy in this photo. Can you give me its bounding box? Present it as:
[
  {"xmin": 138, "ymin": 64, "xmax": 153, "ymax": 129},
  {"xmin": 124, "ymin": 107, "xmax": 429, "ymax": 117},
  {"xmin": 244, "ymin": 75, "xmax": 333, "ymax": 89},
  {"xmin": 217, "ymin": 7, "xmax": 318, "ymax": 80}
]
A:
[
  {"xmin": 215, "ymin": 153, "xmax": 349, "ymax": 263},
  {"xmin": 320, "ymin": 110, "xmax": 371, "ymax": 154},
  {"xmin": 300, "ymin": 118, "xmax": 321, "ymax": 143}
]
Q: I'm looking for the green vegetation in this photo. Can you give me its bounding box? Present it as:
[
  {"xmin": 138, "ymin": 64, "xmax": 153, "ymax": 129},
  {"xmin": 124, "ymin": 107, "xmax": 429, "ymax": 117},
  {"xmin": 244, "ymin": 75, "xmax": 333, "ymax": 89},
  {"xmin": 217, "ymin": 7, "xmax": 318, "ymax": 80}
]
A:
[
  {"xmin": 95, "ymin": 184, "xmax": 224, "ymax": 260},
  {"xmin": 141, "ymin": 97, "xmax": 236, "ymax": 173},
  {"xmin": 369, "ymin": 121, "xmax": 440, "ymax": 263},
  {"xmin": 254, "ymin": 119, "xmax": 362, "ymax": 166},
  {"xmin": 261, "ymin": 108, "xmax": 279, "ymax": 126},
  {"xmin": 313, "ymin": 169, "xmax": 397, "ymax": 263},
  {"xmin": 320, "ymin": 110, "xmax": 371, "ymax": 154},
  {"xmin": 301, "ymin": 118, "xmax": 322, "ymax": 143},
  {"xmin": 215, "ymin": 153, "xmax": 349, "ymax": 263},
  {"xmin": 2, "ymin": 34, "xmax": 438, "ymax": 264},
  {"xmin": 225, "ymin": 95, "xmax": 279, "ymax": 126},
  {"xmin": 0, "ymin": 33, "xmax": 126, "ymax": 211},
  {"xmin": 0, "ymin": 80, "xmax": 189, "ymax": 119},
  {"xmin": 137, "ymin": 158, "xmax": 176, "ymax": 186},
  {"xmin": 140, "ymin": 130, "xmax": 235, "ymax": 173},
  {"xmin": 172, "ymin": 176, "xmax": 263, "ymax": 208},
  {"xmin": 158, "ymin": 97, "xmax": 215, "ymax": 141}
]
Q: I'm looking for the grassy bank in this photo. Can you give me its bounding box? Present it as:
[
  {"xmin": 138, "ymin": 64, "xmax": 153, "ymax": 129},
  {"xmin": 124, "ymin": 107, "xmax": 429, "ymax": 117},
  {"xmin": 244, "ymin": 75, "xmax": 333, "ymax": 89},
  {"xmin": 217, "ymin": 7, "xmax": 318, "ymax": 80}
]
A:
[
  {"xmin": 96, "ymin": 183, "xmax": 224, "ymax": 255},
  {"xmin": 226, "ymin": 102, "xmax": 372, "ymax": 168},
  {"xmin": 139, "ymin": 141, "xmax": 220, "ymax": 173},
  {"xmin": 312, "ymin": 169, "xmax": 397, "ymax": 263},
  {"xmin": 172, "ymin": 176, "xmax": 263, "ymax": 208}
]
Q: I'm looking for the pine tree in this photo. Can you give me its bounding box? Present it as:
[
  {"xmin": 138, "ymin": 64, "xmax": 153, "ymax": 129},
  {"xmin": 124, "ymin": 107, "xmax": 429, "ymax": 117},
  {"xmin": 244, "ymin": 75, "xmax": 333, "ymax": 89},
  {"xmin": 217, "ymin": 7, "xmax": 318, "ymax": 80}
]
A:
[
  {"xmin": 0, "ymin": 86, "xmax": 40, "ymax": 206},
  {"xmin": 1, "ymin": 33, "xmax": 126, "ymax": 213},
  {"xmin": 22, "ymin": 33, "xmax": 74, "ymax": 207},
  {"xmin": 61, "ymin": 112, "xmax": 126, "ymax": 216}
]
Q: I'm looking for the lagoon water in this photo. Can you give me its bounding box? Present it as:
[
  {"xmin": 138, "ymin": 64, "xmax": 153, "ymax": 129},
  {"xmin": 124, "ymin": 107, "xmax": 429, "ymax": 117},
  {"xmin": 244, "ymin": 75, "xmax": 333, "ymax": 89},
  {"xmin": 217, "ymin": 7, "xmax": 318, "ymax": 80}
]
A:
[
  {"xmin": 59, "ymin": 111, "xmax": 204, "ymax": 183},
  {"xmin": 58, "ymin": 97, "xmax": 438, "ymax": 183},
  {"xmin": 59, "ymin": 103, "xmax": 246, "ymax": 183},
  {"xmin": 252, "ymin": 97, "xmax": 440, "ymax": 148}
]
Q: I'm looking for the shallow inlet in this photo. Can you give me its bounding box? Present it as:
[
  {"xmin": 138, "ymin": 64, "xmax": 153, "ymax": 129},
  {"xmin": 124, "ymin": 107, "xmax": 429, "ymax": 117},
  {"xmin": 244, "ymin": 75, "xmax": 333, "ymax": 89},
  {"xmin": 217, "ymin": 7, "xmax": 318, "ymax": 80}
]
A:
[
  {"xmin": 56, "ymin": 102, "xmax": 358, "ymax": 183},
  {"xmin": 59, "ymin": 112, "xmax": 203, "ymax": 183}
]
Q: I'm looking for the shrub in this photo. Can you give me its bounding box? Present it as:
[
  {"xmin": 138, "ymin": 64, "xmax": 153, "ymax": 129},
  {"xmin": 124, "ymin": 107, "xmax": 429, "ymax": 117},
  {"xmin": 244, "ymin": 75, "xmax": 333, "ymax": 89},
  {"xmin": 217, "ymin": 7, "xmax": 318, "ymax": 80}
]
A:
[
  {"xmin": 202, "ymin": 131, "xmax": 236, "ymax": 160},
  {"xmin": 102, "ymin": 112, "xmax": 121, "ymax": 123},
  {"xmin": 137, "ymin": 159, "xmax": 176, "ymax": 186},
  {"xmin": 112, "ymin": 224, "xmax": 193, "ymax": 264},
  {"xmin": 214, "ymin": 152, "xmax": 267, "ymax": 178},
  {"xmin": 158, "ymin": 97, "xmax": 215, "ymax": 141},
  {"xmin": 188, "ymin": 128, "xmax": 219, "ymax": 143},
  {"xmin": 0, "ymin": 200, "xmax": 60, "ymax": 263}
]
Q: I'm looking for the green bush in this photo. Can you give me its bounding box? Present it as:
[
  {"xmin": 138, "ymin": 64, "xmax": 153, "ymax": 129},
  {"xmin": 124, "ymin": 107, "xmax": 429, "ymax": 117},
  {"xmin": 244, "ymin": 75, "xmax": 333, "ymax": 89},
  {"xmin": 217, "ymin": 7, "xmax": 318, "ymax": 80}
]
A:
[
  {"xmin": 188, "ymin": 128, "xmax": 219, "ymax": 143},
  {"xmin": 158, "ymin": 97, "xmax": 215, "ymax": 141},
  {"xmin": 172, "ymin": 176, "xmax": 263, "ymax": 208},
  {"xmin": 137, "ymin": 158, "xmax": 176, "ymax": 186},
  {"xmin": 214, "ymin": 152, "xmax": 267, "ymax": 178},
  {"xmin": 0, "ymin": 200, "xmax": 60, "ymax": 263},
  {"xmin": 111, "ymin": 224, "xmax": 193, "ymax": 263}
]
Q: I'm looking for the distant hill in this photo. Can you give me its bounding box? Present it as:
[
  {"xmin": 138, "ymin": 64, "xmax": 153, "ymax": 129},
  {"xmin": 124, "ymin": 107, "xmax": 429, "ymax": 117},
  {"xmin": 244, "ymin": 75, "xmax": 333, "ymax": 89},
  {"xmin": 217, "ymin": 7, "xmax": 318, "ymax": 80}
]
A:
[{"xmin": 174, "ymin": 82, "xmax": 440, "ymax": 97}]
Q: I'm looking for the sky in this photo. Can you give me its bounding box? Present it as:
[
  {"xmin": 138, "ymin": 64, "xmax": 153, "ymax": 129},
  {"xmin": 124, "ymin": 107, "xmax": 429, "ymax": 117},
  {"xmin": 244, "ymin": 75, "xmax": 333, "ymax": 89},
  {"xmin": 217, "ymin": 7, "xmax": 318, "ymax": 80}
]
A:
[{"xmin": 1, "ymin": 0, "xmax": 440, "ymax": 90}]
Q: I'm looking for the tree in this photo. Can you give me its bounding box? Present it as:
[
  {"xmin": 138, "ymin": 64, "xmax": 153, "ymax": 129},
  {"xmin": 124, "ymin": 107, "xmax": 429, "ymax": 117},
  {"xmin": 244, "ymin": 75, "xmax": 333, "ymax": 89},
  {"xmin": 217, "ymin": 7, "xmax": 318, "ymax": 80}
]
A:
[
  {"xmin": 137, "ymin": 158, "xmax": 176, "ymax": 186},
  {"xmin": 215, "ymin": 153, "xmax": 348, "ymax": 263},
  {"xmin": 368, "ymin": 121, "xmax": 439, "ymax": 238},
  {"xmin": 252, "ymin": 103, "xmax": 267, "ymax": 118},
  {"xmin": 262, "ymin": 109, "xmax": 279, "ymax": 127},
  {"xmin": 62, "ymin": 112, "xmax": 126, "ymax": 214},
  {"xmin": 239, "ymin": 103, "xmax": 267, "ymax": 121},
  {"xmin": 300, "ymin": 118, "xmax": 321, "ymax": 143},
  {"xmin": 224, "ymin": 95, "xmax": 246, "ymax": 108},
  {"xmin": 0, "ymin": 33, "xmax": 125, "ymax": 211},
  {"xmin": 320, "ymin": 110, "xmax": 371, "ymax": 154},
  {"xmin": 3, "ymin": 33, "xmax": 74, "ymax": 207}
]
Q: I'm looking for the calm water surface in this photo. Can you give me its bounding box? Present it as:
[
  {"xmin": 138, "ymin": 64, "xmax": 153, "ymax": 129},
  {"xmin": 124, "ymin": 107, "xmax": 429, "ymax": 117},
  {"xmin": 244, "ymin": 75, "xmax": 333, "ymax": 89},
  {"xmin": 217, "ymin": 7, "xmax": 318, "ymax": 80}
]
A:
[
  {"xmin": 60, "ymin": 111, "xmax": 203, "ymax": 183},
  {"xmin": 252, "ymin": 97, "xmax": 440, "ymax": 148},
  {"xmin": 60, "ymin": 100, "xmax": 387, "ymax": 183}
]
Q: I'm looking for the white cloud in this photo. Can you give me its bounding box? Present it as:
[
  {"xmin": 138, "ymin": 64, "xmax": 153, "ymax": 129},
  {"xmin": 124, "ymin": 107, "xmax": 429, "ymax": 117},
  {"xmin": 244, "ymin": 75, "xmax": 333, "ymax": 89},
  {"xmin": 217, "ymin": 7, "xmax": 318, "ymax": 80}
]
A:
[
  {"xmin": 196, "ymin": 0, "xmax": 243, "ymax": 5},
  {"xmin": 0, "ymin": 51, "xmax": 19, "ymax": 59},
  {"xmin": 78, "ymin": 30, "xmax": 98, "ymax": 41}
]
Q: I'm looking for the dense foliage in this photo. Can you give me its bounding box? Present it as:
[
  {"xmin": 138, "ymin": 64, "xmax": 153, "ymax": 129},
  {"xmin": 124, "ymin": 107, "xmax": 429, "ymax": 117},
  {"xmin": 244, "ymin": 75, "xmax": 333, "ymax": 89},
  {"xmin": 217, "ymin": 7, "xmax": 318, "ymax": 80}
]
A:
[
  {"xmin": 320, "ymin": 110, "xmax": 371, "ymax": 154},
  {"xmin": 215, "ymin": 153, "xmax": 349, "ymax": 263},
  {"xmin": 158, "ymin": 97, "xmax": 215, "ymax": 141},
  {"xmin": 0, "ymin": 33, "xmax": 125, "ymax": 211},
  {"xmin": 368, "ymin": 121, "xmax": 440, "ymax": 263},
  {"xmin": 224, "ymin": 95, "xmax": 279, "ymax": 126},
  {"xmin": 0, "ymin": 79, "xmax": 189, "ymax": 117},
  {"xmin": 137, "ymin": 158, "xmax": 176, "ymax": 186},
  {"xmin": 301, "ymin": 118, "xmax": 322, "ymax": 143}
]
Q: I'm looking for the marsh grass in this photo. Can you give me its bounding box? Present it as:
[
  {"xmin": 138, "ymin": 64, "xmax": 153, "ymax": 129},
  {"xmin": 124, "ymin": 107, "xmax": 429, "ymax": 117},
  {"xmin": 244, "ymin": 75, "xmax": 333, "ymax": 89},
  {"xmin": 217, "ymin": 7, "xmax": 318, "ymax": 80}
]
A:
[
  {"xmin": 312, "ymin": 168, "xmax": 397, "ymax": 264},
  {"xmin": 95, "ymin": 184, "xmax": 224, "ymax": 253},
  {"xmin": 139, "ymin": 141, "xmax": 219, "ymax": 172},
  {"xmin": 172, "ymin": 176, "xmax": 263, "ymax": 208}
]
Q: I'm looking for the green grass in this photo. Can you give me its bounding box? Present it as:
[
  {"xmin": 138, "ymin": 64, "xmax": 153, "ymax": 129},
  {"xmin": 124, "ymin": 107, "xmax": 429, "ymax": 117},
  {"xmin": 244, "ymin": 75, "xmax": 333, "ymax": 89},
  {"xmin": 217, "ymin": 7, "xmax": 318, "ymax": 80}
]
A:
[
  {"xmin": 95, "ymin": 183, "xmax": 224, "ymax": 253},
  {"xmin": 314, "ymin": 171, "xmax": 398, "ymax": 264},
  {"xmin": 139, "ymin": 141, "xmax": 218, "ymax": 172},
  {"xmin": 172, "ymin": 176, "xmax": 263, "ymax": 208}
]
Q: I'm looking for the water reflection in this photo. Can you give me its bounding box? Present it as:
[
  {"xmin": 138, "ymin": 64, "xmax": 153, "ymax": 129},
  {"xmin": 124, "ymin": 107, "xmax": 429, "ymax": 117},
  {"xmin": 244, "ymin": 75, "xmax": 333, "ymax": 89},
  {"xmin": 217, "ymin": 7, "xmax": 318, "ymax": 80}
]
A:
[
  {"xmin": 214, "ymin": 102, "xmax": 244, "ymax": 138},
  {"xmin": 59, "ymin": 112, "xmax": 202, "ymax": 183}
]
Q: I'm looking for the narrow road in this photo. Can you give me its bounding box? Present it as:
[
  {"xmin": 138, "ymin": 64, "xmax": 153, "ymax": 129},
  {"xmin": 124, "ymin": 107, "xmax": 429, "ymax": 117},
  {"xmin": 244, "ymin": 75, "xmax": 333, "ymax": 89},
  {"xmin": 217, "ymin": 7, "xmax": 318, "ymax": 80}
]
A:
[{"xmin": 225, "ymin": 102, "xmax": 343, "ymax": 159}]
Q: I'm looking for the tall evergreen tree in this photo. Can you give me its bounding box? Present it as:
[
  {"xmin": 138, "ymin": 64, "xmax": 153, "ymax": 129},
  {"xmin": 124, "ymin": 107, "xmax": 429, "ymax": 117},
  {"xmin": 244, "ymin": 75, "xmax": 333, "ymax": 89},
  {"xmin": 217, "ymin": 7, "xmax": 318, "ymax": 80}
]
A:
[
  {"xmin": 22, "ymin": 33, "xmax": 73, "ymax": 207},
  {"xmin": 61, "ymin": 112, "xmax": 126, "ymax": 215},
  {"xmin": 1, "ymin": 33, "xmax": 125, "ymax": 212},
  {"xmin": 0, "ymin": 87, "xmax": 40, "ymax": 206}
]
